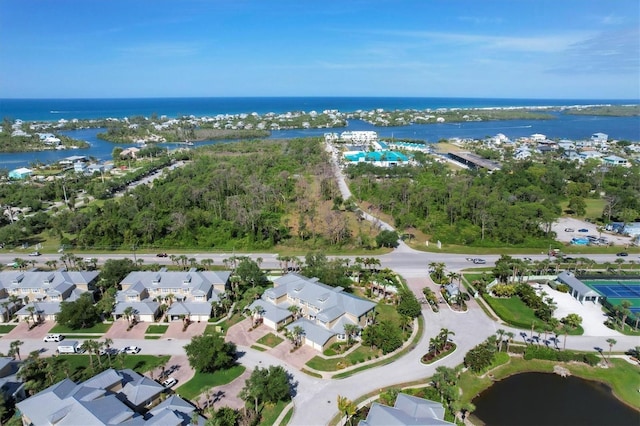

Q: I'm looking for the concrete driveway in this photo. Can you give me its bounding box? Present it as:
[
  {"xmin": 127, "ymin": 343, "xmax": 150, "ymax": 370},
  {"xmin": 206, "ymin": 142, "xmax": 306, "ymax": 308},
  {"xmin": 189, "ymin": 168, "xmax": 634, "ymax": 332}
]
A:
[
  {"xmin": 104, "ymin": 319, "xmax": 146, "ymax": 340},
  {"xmin": 3, "ymin": 320, "xmax": 54, "ymax": 341}
]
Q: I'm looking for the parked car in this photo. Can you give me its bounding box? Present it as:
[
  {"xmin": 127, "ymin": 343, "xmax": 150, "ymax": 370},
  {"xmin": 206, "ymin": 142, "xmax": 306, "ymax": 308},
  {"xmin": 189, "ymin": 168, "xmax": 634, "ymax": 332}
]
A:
[
  {"xmin": 162, "ymin": 377, "xmax": 177, "ymax": 388},
  {"xmin": 43, "ymin": 334, "xmax": 64, "ymax": 342},
  {"xmin": 157, "ymin": 253, "xmax": 168, "ymax": 258},
  {"xmin": 473, "ymin": 258, "xmax": 486, "ymax": 264},
  {"xmin": 99, "ymin": 347, "xmax": 118, "ymax": 356},
  {"xmin": 564, "ymin": 228, "xmax": 575, "ymax": 232},
  {"xmin": 120, "ymin": 346, "xmax": 141, "ymax": 354},
  {"xmin": 28, "ymin": 251, "xmax": 41, "ymax": 256},
  {"xmin": 616, "ymin": 252, "xmax": 629, "ymax": 257},
  {"xmin": 578, "ymin": 228, "xmax": 589, "ymax": 233}
]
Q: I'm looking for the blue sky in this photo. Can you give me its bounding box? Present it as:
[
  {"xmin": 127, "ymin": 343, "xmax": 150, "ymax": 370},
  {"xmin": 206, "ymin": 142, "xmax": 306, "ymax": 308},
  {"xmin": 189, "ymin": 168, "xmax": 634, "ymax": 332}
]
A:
[{"xmin": 1, "ymin": 0, "xmax": 639, "ymax": 99}]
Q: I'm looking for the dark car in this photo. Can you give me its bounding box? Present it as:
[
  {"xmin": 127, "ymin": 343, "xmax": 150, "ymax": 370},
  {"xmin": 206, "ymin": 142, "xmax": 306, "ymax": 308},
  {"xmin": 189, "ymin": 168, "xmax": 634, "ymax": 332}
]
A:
[
  {"xmin": 578, "ymin": 228, "xmax": 589, "ymax": 233},
  {"xmin": 616, "ymin": 252, "xmax": 629, "ymax": 257},
  {"xmin": 157, "ymin": 253, "xmax": 168, "ymax": 258}
]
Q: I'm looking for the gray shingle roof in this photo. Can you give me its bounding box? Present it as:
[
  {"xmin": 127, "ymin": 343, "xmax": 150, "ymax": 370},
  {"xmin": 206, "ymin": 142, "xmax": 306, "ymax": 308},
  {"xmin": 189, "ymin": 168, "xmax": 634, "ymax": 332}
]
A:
[
  {"xmin": 359, "ymin": 394, "xmax": 454, "ymax": 426},
  {"xmin": 556, "ymin": 271, "xmax": 600, "ymax": 298},
  {"xmin": 286, "ymin": 318, "xmax": 335, "ymax": 347}
]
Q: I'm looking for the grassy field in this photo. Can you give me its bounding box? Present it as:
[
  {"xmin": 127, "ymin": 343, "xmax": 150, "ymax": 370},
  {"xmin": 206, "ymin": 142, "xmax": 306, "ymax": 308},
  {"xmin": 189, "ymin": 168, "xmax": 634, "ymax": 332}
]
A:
[
  {"xmin": 256, "ymin": 333, "xmax": 284, "ymax": 348},
  {"xmin": 482, "ymin": 295, "xmax": 584, "ymax": 335},
  {"xmin": 306, "ymin": 345, "xmax": 381, "ymax": 371},
  {"xmin": 145, "ymin": 324, "xmax": 168, "ymax": 334},
  {"xmin": 0, "ymin": 324, "xmax": 17, "ymax": 333},
  {"xmin": 174, "ymin": 364, "xmax": 246, "ymax": 400},
  {"xmin": 50, "ymin": 323, "xmax": 113, "ymax": 334},
  {"xmin": 482, "ymin": 295, "xmax": 547, "ymax": 330},
  {"xmin": 259, "ymin": 400, "xmax": 290, "ymax": 426}
]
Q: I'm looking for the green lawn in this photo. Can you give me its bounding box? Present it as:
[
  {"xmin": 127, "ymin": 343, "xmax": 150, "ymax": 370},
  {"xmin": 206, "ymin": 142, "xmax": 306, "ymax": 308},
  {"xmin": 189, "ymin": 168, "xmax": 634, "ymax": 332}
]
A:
[
  {"xmin": 145, "ymin": 324, "xmax": 168, "ymax": 334},
  {"xmin": 259, "ymin": 400, "xmax": 290, "ymax": 426},
  {"xmin": 483, "ymin": 294, "xmax": 584, "ymax": 335},
  {"xmin": 175, "ymin": 364, "xmax": 246, "ymax": 400},
  {"xmin": 256, "ymin": 333, "xmax": 284, "ymax": 348},
  {"xmin": 0, "ymin": 324, "xmax": 16, "ymax": 333},
  {"xmin": 50, "ymin": 323, "xmax": 112, "ymax": 334},
  {"xmin": 306, "ymin": 345, "xmax": 380, "ymax": 371},
  {"xmin": 251, "ymin": 345, "xmax": 267, "ymax": 352},
  {"xmin": 483, "ymin": 295, "xmax": 547, "ymax": 329}
]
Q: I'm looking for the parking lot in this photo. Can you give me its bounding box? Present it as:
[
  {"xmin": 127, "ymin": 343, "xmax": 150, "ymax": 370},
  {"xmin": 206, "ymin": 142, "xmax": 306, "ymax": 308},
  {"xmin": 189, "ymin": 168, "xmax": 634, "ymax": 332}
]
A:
[{"xmin": 552, "ymin": 217, "xmax": 633, "ymax": 246}]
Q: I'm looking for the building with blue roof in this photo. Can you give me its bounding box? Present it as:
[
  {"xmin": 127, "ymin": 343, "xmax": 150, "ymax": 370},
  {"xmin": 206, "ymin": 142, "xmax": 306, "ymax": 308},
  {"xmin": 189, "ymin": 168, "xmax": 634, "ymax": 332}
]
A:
[{"xmin": 343, "ymin": 150, "xmax": 410, "ymax": 167}]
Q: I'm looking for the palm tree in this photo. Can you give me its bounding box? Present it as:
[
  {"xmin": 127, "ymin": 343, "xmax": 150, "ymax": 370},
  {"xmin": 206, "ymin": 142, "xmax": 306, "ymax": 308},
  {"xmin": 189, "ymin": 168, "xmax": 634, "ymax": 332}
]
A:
[
  {"xmin": 25, "ymin": 305, "xmax": 37, "ymax": 326},
  {"xmin": 201, "ymin": 258, "xmax": 214, "ymax": 270},
  {"xmin": 123, "ymin": 306, "xmax": 134, "ymax": 327},
  {"xmin": 337, "ymin": 395, "xmax": 356, "ymax": 426},
  {"xmin": 9, "ymin": 340, "xmax": 23, "ymax": 360},
  {"xmin": 103, "ymin": 337, "xmax": 114, "ymax": 364},
  {"xmin": 495, "ymin": 329, "xmax": 505, "ymax": 351},
  {"xmin": 619, "ymin": 300, "xmax": 632, "ymax": 330},
  {"xmin": 343, "ymin": 324, "xmax": 360, "ymax": 345},
  {"xmin": 606, "ymin": 338, "xmax": 617, "ymax": 362},
  {"xmin": 504, "ymin": 331, "xmax": 515, "ymax": 352},
  {"xmin": 287, "ymin": 305, "xmax": 301, "ymax": 321},
  {"xmin": 81, "ymin": 339, "xmax": 99, "ymax": 369},
  {"xmin": 292, "ymin": 325, "xmax": 304, "ymax": 347},
  {"xmin": 252, "ymin": 305, "xmax": 265, "ymax": 326}
]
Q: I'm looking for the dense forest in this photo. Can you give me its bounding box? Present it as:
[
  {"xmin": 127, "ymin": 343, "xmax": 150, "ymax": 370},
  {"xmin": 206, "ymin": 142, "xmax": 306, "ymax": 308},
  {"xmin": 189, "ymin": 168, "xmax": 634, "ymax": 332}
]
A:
[
  {"xmin": 41, "ymin": 138, "xmax": 372, "ymax": 251},
  {"xmin": 347, "ymin": 156, "xmax": 640, "ymax": 247}
]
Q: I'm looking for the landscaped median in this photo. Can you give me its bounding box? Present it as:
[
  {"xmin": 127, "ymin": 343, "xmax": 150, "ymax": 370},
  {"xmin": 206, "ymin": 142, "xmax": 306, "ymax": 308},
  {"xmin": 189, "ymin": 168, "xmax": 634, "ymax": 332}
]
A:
[{"xmin": 303, "ymin": 315, "xmax": 424, "ymax": 380}]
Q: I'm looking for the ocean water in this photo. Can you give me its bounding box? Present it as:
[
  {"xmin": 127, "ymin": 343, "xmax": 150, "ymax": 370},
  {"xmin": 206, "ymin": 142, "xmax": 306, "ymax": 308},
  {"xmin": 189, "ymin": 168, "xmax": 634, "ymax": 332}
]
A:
[{"xmin": 0, "ymin": 97, "xmax": 637, "ymax": 121}]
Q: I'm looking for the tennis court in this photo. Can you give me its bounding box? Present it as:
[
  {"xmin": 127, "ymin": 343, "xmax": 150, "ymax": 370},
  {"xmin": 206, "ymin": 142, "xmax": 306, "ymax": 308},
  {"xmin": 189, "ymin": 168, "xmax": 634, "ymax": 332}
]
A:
[{"xmin": 584, "ymin": 280, "xmax": 640, "ymax": 314}]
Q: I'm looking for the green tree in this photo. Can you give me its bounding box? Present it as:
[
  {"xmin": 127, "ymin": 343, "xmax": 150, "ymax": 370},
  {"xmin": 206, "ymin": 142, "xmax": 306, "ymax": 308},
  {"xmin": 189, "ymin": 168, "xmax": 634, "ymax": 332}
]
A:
[
  {"xmin": 239, "ymin": 365, "xmax": 293, "ymax": 414},
  {"xmin": 375, "ymin": 230, "xmax": 399, "ymax": 248},
  {"xmin": 57, "ymin": 293, "xmax": 100, "ymax": 329},
  {"xmin": 234, "ymin": 257, "xmax": 267, "ymax": 289},
  {"xmin": 9, "ymin": 340, "xmax": 23, "ymax": 360},
  {"xmin": 207, "ymin": 407, "xmax": 240, "ymax": 426},
  {"xmin": 396, "ymin": 288, "xmax": 421, "ymax": 318},
  {"xmin": 606, "ymin": 338, "xmax": 617, "ymax": 362},
  {"xmin": 562, "ymin": 313, "xmax": 582, "ymax": 329},
  {"xmin": 184, "ymin": 334, "xmax": 237, "ymax": 373},
  {"xmin": 337, "ymin": 395, "xmax": 357, "ymax": 426}
]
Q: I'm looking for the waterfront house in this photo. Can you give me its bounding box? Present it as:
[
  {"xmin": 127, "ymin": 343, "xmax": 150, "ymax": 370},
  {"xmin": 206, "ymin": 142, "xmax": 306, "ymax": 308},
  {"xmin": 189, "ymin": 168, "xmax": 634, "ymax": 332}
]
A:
[
  {"xmin": 248, "ymin": 273, "xmax": 376, "ymax": 351},
  {"xmin": 8, "ymin": 167, "xmax": 33, "ymax": 180},
  {"xmin": 591, "ymin": 132, "xmax": 608, "ymax": 143},
  {"xmin": 359, "ymin": 393, "xmax": 454, "ymax": 426},
  {"xmin": 602, "ymin": 155, "xmax": 629, "ymax": 166}
]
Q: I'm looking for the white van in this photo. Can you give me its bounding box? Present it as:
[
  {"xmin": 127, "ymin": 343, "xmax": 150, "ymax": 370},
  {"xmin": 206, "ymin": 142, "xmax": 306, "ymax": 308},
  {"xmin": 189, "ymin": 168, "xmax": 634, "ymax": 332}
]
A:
[{"xmin": 57, "ymin": 340, "xmax": 83, "ymax": 354}]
